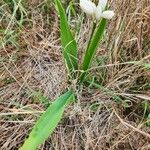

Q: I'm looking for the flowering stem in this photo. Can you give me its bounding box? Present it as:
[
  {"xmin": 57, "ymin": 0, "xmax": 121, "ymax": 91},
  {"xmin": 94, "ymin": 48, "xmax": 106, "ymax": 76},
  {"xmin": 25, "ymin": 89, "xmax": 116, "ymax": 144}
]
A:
[
  {"xmin": 87, "ymin": 21, "xmax": 96, "ymax": 50},
  {"xmin": 79, "ymin": 18, "xmax": 107, "ymax": 83}
]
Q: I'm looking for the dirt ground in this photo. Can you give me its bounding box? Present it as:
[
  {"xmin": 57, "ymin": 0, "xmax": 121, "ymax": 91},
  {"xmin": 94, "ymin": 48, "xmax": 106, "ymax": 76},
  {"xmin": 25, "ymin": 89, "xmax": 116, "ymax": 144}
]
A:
[{"xmin": 0, "ymin": 0, "xmax": 150, "ymax": 149}]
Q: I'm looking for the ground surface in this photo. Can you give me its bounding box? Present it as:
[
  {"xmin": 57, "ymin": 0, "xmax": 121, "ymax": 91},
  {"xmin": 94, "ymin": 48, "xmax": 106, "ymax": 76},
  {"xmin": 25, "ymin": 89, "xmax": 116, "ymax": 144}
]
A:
[{"xmin": 0, "ymin": 0, "xmax": 150, "ymax": 149}]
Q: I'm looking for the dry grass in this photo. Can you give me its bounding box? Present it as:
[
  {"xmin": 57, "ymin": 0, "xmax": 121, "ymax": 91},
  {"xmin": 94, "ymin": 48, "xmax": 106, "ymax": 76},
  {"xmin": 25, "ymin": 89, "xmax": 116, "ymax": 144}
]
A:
[{"xmin": 0, "ymin": 0, "xmax": 150, "ymax": 149}]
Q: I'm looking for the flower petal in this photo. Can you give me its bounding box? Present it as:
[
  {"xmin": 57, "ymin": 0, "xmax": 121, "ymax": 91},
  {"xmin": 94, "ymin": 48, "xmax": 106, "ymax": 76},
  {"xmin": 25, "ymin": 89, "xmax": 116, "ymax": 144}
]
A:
[
  {"xmin": 101, "ymin": 10, "xmax": 115, "ymax": 19},
  {"xmin": 80, "ymin": 0, "xmax": 96, "ymax": 16},
  {"xmin": 98, "ymin": 0, "xmax": 107, "ymax": 11},
  {"xmin": 94, "ymin": 5, "xmax": 102, "ymax": 21}
]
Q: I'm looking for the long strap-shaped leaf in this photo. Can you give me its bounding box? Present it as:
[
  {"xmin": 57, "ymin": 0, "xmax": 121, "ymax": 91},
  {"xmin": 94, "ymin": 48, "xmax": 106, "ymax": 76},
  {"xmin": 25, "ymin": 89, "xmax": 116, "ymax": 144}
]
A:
[
  {"xmin": 79, "ymin": 19, "xmax": 107, "ymax": 83},
  {"xmin": 55, "ymin": 0, "xmax": 78, "ymax": 78},
  {"xmin": 20, "ymin": 90, "xmax": 74, "ymax": 150}
]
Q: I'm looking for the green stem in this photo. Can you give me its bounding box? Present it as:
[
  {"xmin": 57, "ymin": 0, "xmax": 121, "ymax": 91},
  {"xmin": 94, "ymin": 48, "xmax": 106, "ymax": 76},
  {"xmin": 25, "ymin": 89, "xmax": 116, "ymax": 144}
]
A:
[
  {"xmin": 86, "ymin": 21, "xmax": 96, "ymax": 50},
  {"xmin": 79, "ymin": 19, "xmax": 107, "ymax": 83}
]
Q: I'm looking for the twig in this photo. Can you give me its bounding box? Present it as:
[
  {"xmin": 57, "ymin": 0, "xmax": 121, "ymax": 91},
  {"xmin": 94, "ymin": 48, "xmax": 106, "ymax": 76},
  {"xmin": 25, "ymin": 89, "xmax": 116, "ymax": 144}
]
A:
[{"xmin": 114, "ymin": 110, "xmax": 150, "ymax": 139}]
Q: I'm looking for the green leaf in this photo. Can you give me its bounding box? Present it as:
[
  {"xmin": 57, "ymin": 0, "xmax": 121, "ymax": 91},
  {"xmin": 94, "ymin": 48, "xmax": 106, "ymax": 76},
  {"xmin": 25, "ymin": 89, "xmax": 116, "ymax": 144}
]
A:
[
  {"xmin": 20, "ymin": 90, "xmax": 75, "ymax": 150},
  {"xmin": 86, "ymin": 80, "xmax": 122, "ymax": 102},
  {"xmin": 55, "ymin": 0, "xmax": 78, "ymax": 78},
  {"xmin": 147, "ymin": 113, "xmax": 150, "ymax": 126},
  {"xmin": 79, "ymin": 19, "xmax": 107, "ymax": 83},
  {"xmin": 144, "ymin": 63, "xmax": 150, "ymax": 69}
]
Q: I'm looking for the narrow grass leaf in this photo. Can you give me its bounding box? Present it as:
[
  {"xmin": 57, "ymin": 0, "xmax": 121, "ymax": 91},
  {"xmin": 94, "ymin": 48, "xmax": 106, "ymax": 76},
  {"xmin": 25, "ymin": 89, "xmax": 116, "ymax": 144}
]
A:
[
  {"xmin": 20, "ymin": 90, "xmax": 75, "ymax": 150},
  {"xmin": 86, "ymin": 80, "xmax": 122, "ymax": 102},
  {"xmin": 79, "ymin": 19, "xmax": 107, "ymax": 82},
  {"xmin": 55, "ymin": 0, "xmax": 78, "ymax": 78},
  {"xmin": 147, "ymin": 113, "xmax": 150, "ymax": 126}
]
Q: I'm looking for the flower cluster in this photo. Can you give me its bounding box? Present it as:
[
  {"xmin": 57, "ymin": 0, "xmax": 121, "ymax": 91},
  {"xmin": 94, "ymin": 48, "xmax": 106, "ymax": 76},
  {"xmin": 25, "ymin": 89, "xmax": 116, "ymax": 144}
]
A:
[{"xmin": 80, "ymin": 0, "xmax": 114, "ymax": 21}]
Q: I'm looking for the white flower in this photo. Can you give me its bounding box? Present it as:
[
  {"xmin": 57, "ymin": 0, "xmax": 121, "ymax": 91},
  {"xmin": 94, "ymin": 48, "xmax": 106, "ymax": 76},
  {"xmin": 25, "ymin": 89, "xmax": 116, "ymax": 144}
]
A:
[
  {"xmin": 80, "ymin": 0, "xmax": 114, "ymax": 21},
  {"xmin": 80, "ymin": 0, "xmax": 96, "ymax": 16}
]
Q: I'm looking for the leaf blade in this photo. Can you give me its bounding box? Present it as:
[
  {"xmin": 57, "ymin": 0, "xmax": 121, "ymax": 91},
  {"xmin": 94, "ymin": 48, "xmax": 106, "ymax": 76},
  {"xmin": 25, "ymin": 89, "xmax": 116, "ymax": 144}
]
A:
[
  {"xmin": 55, "ymin": 0, "xmax": 78, "ymax": 78},
  {"xmin": 20, "ymin": 90, "xmax": 74, "ymax": 150},
  {"xmin": 79, "ymin": 19, "xmax": 107, "ymax": 82}
]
